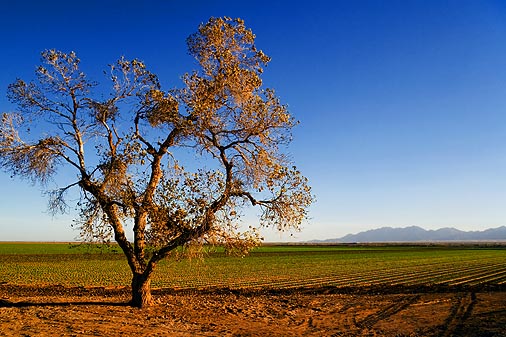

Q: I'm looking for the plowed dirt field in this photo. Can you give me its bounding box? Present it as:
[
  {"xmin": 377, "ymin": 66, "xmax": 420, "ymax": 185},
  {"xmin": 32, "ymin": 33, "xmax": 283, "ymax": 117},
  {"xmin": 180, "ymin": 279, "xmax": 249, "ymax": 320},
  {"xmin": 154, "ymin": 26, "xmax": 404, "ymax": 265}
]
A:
[{"xmin": 1, "ymin": 285, "xmax": 505, "ymax": 336}]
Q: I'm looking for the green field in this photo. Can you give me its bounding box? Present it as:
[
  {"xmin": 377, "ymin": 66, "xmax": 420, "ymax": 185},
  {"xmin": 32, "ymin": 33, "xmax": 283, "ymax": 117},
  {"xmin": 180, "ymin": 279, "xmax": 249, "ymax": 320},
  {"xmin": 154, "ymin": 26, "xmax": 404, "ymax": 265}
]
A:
[{"xmin": 1, "ymin": 243, "xmax": 505, "ymax": 291}]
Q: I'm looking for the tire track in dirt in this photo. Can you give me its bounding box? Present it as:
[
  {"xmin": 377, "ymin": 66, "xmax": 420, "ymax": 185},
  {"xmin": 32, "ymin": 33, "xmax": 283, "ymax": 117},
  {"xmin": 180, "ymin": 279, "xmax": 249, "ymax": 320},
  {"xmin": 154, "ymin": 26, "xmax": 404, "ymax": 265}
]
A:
[
  {"xmin": 355, "ymin": 294, "xmax": 420, "ymax": 330},
  {"xmin": 439, "ymin": 292, "xmax": 476, "ymax": 337}
]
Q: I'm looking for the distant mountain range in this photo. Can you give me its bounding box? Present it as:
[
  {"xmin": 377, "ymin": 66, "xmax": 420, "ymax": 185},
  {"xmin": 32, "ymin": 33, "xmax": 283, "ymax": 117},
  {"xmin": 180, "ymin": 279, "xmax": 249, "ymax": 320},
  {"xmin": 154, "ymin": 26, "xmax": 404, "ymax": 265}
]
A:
[{"xmin": 316, "ymin": 226, "xmax": 506, "ymax": 243}]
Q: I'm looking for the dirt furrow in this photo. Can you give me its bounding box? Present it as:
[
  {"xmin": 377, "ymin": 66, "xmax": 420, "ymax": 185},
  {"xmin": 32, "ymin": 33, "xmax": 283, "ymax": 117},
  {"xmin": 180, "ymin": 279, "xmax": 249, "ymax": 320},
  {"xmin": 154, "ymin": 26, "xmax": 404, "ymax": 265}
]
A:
[
  {"xmin": 439, "ymin": 292, "xmax": 476, "ymax": 337},
  {"xmin": 355, "ymin": 294, "xmax": 420, "ymax": 329}
]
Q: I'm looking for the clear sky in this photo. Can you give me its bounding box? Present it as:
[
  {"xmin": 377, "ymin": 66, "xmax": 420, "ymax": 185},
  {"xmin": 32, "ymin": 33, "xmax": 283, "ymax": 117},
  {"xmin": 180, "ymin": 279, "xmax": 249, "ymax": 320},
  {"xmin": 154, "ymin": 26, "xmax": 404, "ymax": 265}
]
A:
[{"xmin": 1, "ymin": 0, "xmax": 506, "ymax": 242}]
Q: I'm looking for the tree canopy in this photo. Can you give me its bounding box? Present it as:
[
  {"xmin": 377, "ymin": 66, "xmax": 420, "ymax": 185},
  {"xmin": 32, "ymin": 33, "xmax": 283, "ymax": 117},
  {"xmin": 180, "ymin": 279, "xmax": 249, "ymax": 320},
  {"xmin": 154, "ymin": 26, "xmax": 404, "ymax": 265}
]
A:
[{"xmin": 0, "ymin": 17, "xmax": 312, "ymax": 307}]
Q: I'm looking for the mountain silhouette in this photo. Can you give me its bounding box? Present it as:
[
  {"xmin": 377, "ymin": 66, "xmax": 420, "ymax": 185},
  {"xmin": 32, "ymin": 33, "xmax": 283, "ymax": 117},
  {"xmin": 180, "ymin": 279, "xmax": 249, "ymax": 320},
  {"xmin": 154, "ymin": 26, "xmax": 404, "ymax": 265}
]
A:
[{"xmin": 319, "ymin": 226, "xmax": 506, "ymax": 243}]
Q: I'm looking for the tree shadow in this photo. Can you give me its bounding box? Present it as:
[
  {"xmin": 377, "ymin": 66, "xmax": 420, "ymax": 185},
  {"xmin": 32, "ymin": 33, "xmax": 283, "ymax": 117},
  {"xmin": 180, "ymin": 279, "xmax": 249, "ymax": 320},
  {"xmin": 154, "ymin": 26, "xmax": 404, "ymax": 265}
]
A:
[{"xmin": 0, "ymin": 298, "xmax": 129, "ymax": 308}]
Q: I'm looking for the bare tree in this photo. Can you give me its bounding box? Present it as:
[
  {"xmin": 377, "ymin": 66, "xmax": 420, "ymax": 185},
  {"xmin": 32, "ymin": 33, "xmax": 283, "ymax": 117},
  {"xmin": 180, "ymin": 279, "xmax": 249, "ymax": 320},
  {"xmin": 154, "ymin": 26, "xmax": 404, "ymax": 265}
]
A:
[{"xmin": 0, "ymin": 17, "xmax": 312, "ymax": 307}]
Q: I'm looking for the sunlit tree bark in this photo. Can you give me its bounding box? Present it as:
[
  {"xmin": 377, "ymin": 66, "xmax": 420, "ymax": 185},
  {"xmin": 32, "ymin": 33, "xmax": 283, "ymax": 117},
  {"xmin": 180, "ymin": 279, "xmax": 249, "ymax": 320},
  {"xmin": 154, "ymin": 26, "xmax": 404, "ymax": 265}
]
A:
[{"xmin": 0, "ymin": 17, "xmax": 312, "ymax": 307}]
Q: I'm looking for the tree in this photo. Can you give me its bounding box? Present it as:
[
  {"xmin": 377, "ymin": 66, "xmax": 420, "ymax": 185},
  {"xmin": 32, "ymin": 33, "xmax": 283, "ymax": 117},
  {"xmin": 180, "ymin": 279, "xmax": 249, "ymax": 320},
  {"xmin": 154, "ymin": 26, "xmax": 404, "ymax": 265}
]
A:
[{"xmin": 0, "ymin": 17, "xmax": 312, "ymax": 307}]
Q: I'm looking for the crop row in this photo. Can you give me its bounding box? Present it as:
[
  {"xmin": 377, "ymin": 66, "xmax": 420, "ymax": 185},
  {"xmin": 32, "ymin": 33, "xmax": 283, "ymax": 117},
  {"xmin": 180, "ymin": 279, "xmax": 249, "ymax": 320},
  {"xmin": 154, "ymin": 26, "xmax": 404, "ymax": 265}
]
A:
[
  {"xmin": 0, "ymin": 245, "xmax": 505, "ymax": 291},
  {"xmin": 156, "ymin": 256, "xmax": 506, "ymax": 291}
]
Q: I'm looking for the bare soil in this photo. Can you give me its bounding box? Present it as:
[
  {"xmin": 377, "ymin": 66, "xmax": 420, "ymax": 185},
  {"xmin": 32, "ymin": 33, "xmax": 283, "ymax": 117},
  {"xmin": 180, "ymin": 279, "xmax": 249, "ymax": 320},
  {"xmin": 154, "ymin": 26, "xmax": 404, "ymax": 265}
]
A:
[{"xmin": 0, "ymin": 285, "xmax": 505, "ymax": 336}]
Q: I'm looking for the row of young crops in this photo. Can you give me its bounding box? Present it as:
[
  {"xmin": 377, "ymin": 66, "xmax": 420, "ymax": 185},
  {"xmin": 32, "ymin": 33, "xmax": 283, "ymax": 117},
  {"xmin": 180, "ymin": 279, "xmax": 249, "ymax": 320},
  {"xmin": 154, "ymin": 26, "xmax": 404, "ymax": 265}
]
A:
[
  {"xmin": 0, "ymin": 244, "xmax": 505, "ymax": 290},
  {"xmin": 154, "ymin": 246, "xmax": 506, "ymax": 290}
]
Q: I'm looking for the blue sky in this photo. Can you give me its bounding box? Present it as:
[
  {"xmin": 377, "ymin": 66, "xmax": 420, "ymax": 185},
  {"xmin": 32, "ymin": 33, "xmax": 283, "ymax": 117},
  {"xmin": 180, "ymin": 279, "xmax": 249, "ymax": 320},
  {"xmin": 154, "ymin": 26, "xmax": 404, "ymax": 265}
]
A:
[{"xmin": 1, "ymin": 0, "xmax": 506, "ymax": 241}]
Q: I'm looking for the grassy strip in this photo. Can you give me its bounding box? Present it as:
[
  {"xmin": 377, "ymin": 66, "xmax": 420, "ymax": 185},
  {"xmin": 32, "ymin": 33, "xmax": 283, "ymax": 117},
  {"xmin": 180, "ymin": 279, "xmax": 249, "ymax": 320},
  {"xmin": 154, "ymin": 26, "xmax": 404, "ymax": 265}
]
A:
[{"xmin": 0, "ymin": 242, "xmax": 121, "ymax": 255}]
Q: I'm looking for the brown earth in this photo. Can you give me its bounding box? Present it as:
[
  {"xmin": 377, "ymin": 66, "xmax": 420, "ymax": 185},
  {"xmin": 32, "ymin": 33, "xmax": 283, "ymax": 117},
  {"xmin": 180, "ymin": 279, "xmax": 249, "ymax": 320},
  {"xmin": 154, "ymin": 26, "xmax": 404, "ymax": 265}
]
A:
[{"xmin": 0, "ymin": 285, "xmax": 505, "ymax": 336}]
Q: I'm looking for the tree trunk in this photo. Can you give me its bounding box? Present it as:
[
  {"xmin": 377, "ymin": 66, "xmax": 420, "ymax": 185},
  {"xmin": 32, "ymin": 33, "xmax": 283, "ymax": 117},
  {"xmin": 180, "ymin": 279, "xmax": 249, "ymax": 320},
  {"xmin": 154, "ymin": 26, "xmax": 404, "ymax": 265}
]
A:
[{"xmin": 131, "ymin": 272, "xmax": 153, "ymax": 308}]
